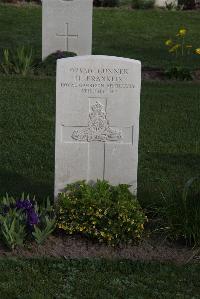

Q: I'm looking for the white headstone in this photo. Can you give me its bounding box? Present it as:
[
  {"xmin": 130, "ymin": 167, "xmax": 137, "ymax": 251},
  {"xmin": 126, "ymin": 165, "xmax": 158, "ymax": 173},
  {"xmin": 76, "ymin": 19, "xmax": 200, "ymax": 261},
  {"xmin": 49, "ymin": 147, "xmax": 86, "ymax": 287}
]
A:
[
  {"xmin": 42, "ymin": 0, "xmax": 93, "ymax": 60},
  {"xmin": 55, "ymin": 55, "xmax": 141, "ymax": 197},
  {"xmin": 155, "ymin": 0, "xmax": 177, "ymax": 6}
]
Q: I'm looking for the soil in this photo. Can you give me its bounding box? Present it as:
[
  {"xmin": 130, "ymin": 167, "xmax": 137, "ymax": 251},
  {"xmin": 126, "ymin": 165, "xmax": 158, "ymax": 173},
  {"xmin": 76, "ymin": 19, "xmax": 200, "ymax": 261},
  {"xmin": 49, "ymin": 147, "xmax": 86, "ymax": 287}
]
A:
[
  {"xmin": 142, "ymin": 68, "xmax": 166, "ymax": 81},
  {"xmin": 0, "ymin": 232, "xmax": 199, "ymax": 265},
  {"xmin": 142, "ymin": 68, "xmax": 200, "ymax": 81}
]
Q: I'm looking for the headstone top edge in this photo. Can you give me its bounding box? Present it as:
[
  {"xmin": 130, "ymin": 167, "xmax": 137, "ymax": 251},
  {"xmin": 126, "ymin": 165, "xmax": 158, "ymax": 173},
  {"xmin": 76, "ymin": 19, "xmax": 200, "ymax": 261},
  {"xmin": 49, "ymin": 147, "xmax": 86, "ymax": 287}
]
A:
[{"xmin": 57, "ymin": 55, "xmax": 141, "ymax": 66}]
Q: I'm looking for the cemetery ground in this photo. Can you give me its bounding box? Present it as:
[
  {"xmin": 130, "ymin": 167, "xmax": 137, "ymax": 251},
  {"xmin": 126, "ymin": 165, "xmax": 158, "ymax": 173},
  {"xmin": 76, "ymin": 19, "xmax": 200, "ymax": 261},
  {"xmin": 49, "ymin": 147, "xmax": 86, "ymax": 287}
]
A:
[
  {"xmin": 0, "ymin": 4, "xmax": 200, "ymax": 70},
  {"xmin": 0, "ymin": 3, "xmax": 200, "ymax": 298},
  {"xmin": 0, "ymin": 259, "xmax": 200, "ymax": 298}
]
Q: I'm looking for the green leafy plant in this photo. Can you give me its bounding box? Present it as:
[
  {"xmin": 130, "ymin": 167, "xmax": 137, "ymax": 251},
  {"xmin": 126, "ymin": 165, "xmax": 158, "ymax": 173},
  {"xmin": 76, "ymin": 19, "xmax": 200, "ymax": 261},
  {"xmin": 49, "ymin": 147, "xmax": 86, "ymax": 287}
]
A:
[
  {"xmin": 165, "ymin": 66, "xmax": 192, "ymax": 80},
  {"xmin": 0, "ymin": 194, "xmax": 56, "ymax": 250},
  {"xmin": 93, "ymin": 0, "xmax": 119, "ymax": 7},
  {"xmin": 0, "ymin": 49, "xmax": 13, "ymax": 75},
  {"xmin": 12, "ymin": 46, "xmax": 33, "ymax": 76},
  {"xmin": 0, "ymin": 47, "xmax": 33, "ymax": 76},
  {"xmin": 0, "ymin": 208, "xmax": 26, "ymax": 250},
  {"xmin": 56, "ymin": 180, "xmax": 147, "ymax": 245},
  {"xmin": 154, "ymin": 177, "xmax": 200, "ymax": 245},
  {"xmin": 32, "ymin": 216, "xmax": 56, "ymax": 245},
  {"xmin": 164, "ymin": 28, "xmax": 200, "ymax": 80},
  {"xmin": 35, "ymin": 50, "xmax": 76, "ymax": 76},
  {"xmin": 131, "ymin": 0, "xmax": 155, "ymax": 9},
  {"xmin": 32, "ymin": 198, "xmax": 56, "ymax": 245}
]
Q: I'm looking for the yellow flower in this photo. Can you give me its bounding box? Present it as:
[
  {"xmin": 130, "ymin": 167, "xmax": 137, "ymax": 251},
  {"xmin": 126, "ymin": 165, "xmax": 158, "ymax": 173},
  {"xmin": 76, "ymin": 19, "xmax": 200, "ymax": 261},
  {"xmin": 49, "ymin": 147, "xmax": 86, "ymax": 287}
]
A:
[
  {"xmin": 100, "ymin": 231, "xmax": 106, "ymax": 237},
  {"xmin": 177, "ymin": 28, "xmax": 187, "ymax": 36},
  {"xmin": 107, "ymin": 235, "xmax": 112, "ymax": 241},
  {"xmin": 195, "ymin": 48, "xmax": 200, "ymax": 55},
  {"xmin": 169, "ymin": 44, "xmax": 181, "ymax": 53},
  {"xmin": 165, "ymin": 39, "xmax": 173, "ymax": 46}
]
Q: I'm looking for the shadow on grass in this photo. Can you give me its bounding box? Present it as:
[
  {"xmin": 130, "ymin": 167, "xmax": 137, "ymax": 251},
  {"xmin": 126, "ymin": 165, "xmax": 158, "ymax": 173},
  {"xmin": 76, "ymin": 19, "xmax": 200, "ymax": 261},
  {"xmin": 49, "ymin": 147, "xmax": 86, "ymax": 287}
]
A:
[
  {"xmin": 0, "ymin": 169, "xmax": 53, "ymax": 201},
  {"xmin": 138, "ymin": 152, "xmax": 200, "ymax": 207}
]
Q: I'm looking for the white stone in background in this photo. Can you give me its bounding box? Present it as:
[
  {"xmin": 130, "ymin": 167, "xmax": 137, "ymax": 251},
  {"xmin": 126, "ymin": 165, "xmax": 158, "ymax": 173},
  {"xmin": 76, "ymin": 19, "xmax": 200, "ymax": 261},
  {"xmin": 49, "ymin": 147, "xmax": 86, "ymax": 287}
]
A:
[
  {"xmin": 55, "ymin": 55, "xmax": 141, "ymax": 197},
  {"xmin": 42, "ymin": 0, "xmax": 93, "ymax": 60},
  {"xmin": 155, "ymin": 0, "xmax": 177, "ymax": 6}
]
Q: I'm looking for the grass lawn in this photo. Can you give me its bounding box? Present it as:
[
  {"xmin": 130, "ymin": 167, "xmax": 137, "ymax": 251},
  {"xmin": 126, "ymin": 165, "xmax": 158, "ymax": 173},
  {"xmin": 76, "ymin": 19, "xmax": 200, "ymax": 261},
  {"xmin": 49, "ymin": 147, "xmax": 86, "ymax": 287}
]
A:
[
  {"xmin": 0, "ymin": 75, "xmax": 199, "ymax": 204},
  {"xmin": 0, "ymin": 4, "xmax": 200, "ymax": 69},
  {"xmin": 0, "ymin": 258, "xmax": 199, "ymax": 298}
]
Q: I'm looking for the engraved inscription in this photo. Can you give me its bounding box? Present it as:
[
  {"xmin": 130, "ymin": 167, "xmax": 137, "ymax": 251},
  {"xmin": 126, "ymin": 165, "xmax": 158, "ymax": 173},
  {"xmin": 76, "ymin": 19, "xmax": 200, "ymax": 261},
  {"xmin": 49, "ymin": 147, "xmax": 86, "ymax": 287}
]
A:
[
  {"xmin": 60, "ymin": 66, "xmax": 135, "ymax": 95},
  {"xmin": 72, "ymin": 101, "xmax": 122, "ymax": 142}
]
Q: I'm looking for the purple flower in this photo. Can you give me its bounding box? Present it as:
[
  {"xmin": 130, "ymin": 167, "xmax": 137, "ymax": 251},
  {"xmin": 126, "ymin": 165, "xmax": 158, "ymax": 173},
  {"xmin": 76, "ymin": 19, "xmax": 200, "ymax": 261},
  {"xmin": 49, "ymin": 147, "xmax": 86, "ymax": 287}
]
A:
[
  {"xmin": 1, "ymin": 198, "xmax": 40, "ymax": 229},
  {"xmin": 27, "ymin": 209, "xmax": 39, "ymax": 226},
  {"xmin": 16, "ymin": 199, "xmax": 33, "ymax": 211},
  {"xmin": 15, "ymin": 199, "xmax": 39, "ymax": 226}
]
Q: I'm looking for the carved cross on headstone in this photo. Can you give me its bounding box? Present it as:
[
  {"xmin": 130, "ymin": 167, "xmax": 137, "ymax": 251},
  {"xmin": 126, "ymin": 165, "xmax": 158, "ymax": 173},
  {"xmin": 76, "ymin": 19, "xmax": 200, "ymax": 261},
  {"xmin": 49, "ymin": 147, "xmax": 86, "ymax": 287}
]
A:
[
  {"xmin": 61, "ymin": 98, "xmax": 134, "ymax": 181},
  {"xmin": 56, "ymin": 23, "xmax": 78, "ymax": 51}
]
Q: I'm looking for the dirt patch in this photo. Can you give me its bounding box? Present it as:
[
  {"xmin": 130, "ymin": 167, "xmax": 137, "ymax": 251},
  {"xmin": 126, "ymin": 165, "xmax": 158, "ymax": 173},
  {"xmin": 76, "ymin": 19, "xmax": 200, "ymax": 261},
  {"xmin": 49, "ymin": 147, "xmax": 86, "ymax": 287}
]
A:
[
  {"xmin": 142, "ymin": 69, "xmax": 166, "ymax": 81},
  {"xmin": 142, "ymin": 68, "xmax": 200, "ymax": 81},
  {"xmin": 193, "ymin": 69, "xmax": 200, "ymax": 81},
  {"xmin": 0, "ymin": 232, "xmax": 199, "ymax": 264}
]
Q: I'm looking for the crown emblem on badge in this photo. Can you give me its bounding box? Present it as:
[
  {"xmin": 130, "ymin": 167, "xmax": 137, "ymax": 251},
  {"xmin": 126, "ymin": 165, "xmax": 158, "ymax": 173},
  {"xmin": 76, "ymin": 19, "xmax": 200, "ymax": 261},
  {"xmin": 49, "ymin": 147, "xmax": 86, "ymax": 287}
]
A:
[{"xmin": 72, "ymin": 101, "xmax": 122, "ymax": 142}]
